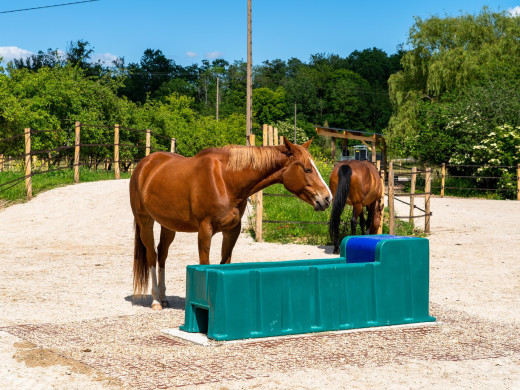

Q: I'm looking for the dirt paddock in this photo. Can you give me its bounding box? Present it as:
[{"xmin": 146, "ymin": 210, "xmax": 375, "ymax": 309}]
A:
[{"xmin": 0, "ymin": 179, "xmax": 519, "ymax": 389}]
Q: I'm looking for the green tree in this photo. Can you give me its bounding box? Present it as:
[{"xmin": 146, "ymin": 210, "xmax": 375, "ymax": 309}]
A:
[
  {"xmin": 387, "ymin": 7, "xmax": 520, "ymax": 159},
  {"xmin": 347, "ymin": 47, "xmax": 402, "ymax": 88},
  {"xmin": 253, "ymin": 87, "xmax": 287, "ymax": 125},
  {"xmin": 325, "ymin": 69, "xmax": 371, "ymax": 129},
  {"xmin": 0, "ymin": 64, "xmax": 134, "ymax": 162},
  {"xmin": 255, "ymin": 59, "xmax": 288, "ymax": 90},
  {"xmin": 121, "ymin": 49, "xmax": 179, "ymax": 103}
]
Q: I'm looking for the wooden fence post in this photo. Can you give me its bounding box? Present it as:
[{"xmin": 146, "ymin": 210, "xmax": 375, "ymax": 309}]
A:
[
  {"xmin": 371, "ymin": 135, "xmax": 377, "ymax": 163},
  {"xmin": 0, "ymin": 154, "xmax": 3, "ymax": 172},
  {"xmin": 441, "ymin": 163, "xmax": 446, "ymax": 198},
  {"xmin": 378, "ymin": 169, "xmax": 385, "ymax": 234},
  {"xmin": 45, "ymin": 152, "xmax": 50, "ymax": 171},
  {"xmin": 25, "ymin": 128, "xmax": 32, "ymax": 200},
  {"xmin": 388, "ymin": 161, "xmax": 395, "ymax": 235},
  {"xmin": 273, "ymin": 127, "xmax": 279, "ymax": 146},
  {"xmin": 250, "ymin": 134, "xmax": 257, "ymax": 207},
  {"xmin": 425, "ymin": 168, "xmax": 431, "ymax": 234},
  {"xmin": 114, "ymin": 124, "xmax": 120, "ymax": 180},
  {"xmin": 409, "ymin": 166, "xmax": 417, "ymax": 224},
  {"xmin": 255, "ymin": 190, "xmax": 263, "ymax": 242},
  {"xmin": 255, "ymin": 125, "xmax": 269, "ymax": 242},
  {"xmin": 280, "ymin": 136, "xmax": 284, "ymax": 145},
  {"xmin": 170, "ymin": 138, "xmax": 176, "ymax": 153},
  {"xmin": 145, "ymin": 129, "xmax": 151, "ymax": 156},
  {"xmin": 268, "ymin": 125, "xmax": 274, "ymax": 146},
  {"xmin": 74, "ymin": 121, "xmax": 81, "ymax": 184},
  {"xmin": 517, "ymin": 164, "xmax": 520, "ymax": 201}
]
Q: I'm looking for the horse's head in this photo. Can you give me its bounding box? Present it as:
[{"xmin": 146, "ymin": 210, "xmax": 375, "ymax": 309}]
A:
[{"xmin": 281, "ymin": 137, "xmax": 332, "ymax": 211}]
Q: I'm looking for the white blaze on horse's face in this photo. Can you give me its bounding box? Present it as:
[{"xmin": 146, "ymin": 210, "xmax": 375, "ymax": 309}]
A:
[
  {"xmin": 310, "ymin": 158, "xmax": 333, "ymax": 211},
  {"xmin": 282, "ymin": 155, "xmax": 332, "ymax": 211}
]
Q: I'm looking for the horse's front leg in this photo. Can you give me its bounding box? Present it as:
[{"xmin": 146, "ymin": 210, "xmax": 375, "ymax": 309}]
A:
[
  {"xmin": 221, "ymin": 222, "xmax": 241, "ymax": 264},
  {"xmin": 157, "ymin": 226, "xmax": 176, "ymax": 308},
  {"xmin": 198, "ymin": 220, "xmax": 214, "ymax": 265}
]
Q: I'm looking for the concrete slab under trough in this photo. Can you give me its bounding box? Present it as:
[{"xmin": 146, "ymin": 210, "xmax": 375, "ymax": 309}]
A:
[{"xmin": 162, "ymin": 321, "xmax": 439, "ymax": 347}]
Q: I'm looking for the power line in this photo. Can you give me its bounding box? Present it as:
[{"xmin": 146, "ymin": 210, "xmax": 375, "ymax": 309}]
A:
[{"xmin": 0, "ymin": 0, "xmax": 99, "ymax": 14}]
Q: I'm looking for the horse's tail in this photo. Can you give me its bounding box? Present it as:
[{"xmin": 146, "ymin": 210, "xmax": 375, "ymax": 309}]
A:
[
  {"xmin": 329, "ymin": 164, "xmax": 352, "ymax": 251},
  {"xmin": 133, "ymin": 221, "xmax": 149, "ymax": 297}
]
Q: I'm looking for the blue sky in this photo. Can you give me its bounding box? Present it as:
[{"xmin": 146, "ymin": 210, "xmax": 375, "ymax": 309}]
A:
[{"xmin": 1, "ymin": 1, "xmax": 519, "ymax": 67}]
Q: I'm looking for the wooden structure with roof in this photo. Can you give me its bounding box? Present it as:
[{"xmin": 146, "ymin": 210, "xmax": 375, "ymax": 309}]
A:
[{"xmin": 315, "ymin": 126, "xmax": 387, "ymax": 167}]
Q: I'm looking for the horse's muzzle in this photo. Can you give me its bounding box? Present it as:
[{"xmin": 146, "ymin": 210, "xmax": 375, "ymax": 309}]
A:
[{"xmin": 314, "ymin": 195, "xmax": 331, "ymax": 211}]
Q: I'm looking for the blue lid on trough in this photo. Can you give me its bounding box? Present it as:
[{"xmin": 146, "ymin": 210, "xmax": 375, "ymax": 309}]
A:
[{"xmin": 343, "ymin": 235, "xmax": 416, "ymax": 263}]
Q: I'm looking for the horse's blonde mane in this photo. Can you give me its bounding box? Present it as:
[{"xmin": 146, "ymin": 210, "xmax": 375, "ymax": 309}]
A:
[{"xmin": 225, "ymin": 144, "xmax": 311, "ymax": 171}]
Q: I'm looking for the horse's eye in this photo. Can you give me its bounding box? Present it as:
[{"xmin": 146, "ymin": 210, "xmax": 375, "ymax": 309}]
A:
[{"xmin": 304, "ymin": 167, "xmax": 312, "ymax": 173}]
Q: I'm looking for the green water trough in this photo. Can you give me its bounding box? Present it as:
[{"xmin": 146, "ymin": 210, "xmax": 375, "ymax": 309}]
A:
[{"xmin": 180, "ymin": 235, "xmax": 436, "ymax": 341}]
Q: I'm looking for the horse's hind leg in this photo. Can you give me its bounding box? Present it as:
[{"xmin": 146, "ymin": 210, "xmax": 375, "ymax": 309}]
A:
[
  {"xmin": 351, "ymin": 203, "xmax": 363, "ymax": 235},
  {"xmin": 135, "ymin": 216, "xmax": 163, "ymax": 310},
  {"xmin": 359, "ymin": 209, "xmax": 366, "ymax": 235},
  {"xmin": 366, "ymin": 203, "xmax": 375, "ymax": 234},
  {"xmin": 367, "ymin": 201, "xmax": 381, "ymax": 234},
  {"xmin": 157, "ymin": 226, "xmax": 176, "ymax": 308}
]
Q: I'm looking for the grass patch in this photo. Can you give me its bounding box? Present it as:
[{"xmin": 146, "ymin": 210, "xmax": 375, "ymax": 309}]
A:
[
  {"xmin": 254, "ymin": 190, "xmax": 421, "ymax": 245},
  {"xmin": 0, "ymin": 168, "xmax": 131, "ymax": 205}
]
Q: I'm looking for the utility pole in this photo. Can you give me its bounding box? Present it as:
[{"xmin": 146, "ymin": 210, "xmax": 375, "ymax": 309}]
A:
[
  {"xmin": 216, "ymin": 75, "xmax": 219, "ymax": 122},
  {"xmin": 246, "ymin": 0, "xmax": 252, "ymax": 145},
  {"xmin": 294, "ymin": 102, "xmax": 297, "ymax": 143}
]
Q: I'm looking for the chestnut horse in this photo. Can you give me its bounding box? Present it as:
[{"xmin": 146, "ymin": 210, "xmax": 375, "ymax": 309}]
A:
[
  {"xmin": 328, "ymin": 160, "xmax": 383, "ymax": 254},
  {"xmin": 130, "ymin": 137, "xmax": 332, "ymax": 310}
]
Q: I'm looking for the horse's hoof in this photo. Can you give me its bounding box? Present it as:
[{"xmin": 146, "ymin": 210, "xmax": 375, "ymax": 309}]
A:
[
  {"xmin": 151, "ymin": 302, "xmax": 163, "ymax": 311},
  {"xmin": 161, "ymin": 300, "xmax": 169, "ymax": 308}
]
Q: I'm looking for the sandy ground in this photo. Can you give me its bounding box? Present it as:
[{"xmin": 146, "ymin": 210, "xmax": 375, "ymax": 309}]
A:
[{"xmin": 0, "ymin": 179, "xmax": 518, "ymax": 389}]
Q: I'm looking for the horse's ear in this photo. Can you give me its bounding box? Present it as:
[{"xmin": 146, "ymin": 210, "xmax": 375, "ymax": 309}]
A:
[
  {"xmin": 302, "ymin": 138, "xmax": 313, "ymax": 149},
  {"xmin": 282, "ymin": 136, "xmax": 295, "ymax": 155}
]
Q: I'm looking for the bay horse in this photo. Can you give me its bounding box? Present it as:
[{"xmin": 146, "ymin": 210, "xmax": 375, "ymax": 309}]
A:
[
  {"xmin": 129, "ymin": 137, "xmax": 332, "ymax": 310},
  {"xmin": 328, "ymin": 159, "xmax": 383, "ymax": 254}
]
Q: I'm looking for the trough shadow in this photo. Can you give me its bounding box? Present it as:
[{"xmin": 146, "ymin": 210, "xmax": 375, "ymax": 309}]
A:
[
  {"xmin": 318, "ymin": 245, "xmax": 336, "ymax": 255},
  {"xmin": 125, "ymin": 295, "xmax": 185, "ymax": 310}
]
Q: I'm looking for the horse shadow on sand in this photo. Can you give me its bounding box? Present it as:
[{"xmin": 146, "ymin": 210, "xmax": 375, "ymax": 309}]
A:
[{"xmin": 124, "ymin": 295, "xmax": 185, "ymax": 310}]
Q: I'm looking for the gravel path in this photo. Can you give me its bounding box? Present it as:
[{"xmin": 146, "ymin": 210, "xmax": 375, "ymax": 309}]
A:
[{"xmin": 0, "ymin": 179, "xmax": 519, "ymax": 389}]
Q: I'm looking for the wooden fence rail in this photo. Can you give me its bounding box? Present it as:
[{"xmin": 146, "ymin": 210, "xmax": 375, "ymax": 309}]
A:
[
  {"xmin": 387, "ymin": 161, "xmax": 432, "ymax": 234},
  {"xmin": 436, "ymin": 162, "xmax": 520, "ymax": 201},
  {"xmin": 0, "ymin": 123, "xmax": 177, "ymax": 200}
]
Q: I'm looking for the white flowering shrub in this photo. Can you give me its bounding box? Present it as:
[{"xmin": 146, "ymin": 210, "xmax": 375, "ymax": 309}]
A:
[
  {"xmin": 450, "ymin": 124, "xmax": 520, "ymax": 192},
  {"xmin": 271, "ymin": 121, "xmax": 308, "ymax": 145}
]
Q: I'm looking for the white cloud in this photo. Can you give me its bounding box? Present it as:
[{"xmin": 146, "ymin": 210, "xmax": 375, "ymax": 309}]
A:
[
  {"xmin": 205, "ymin": 51, "xmax": 223, "ymax": 59},
  {"xmin": 91, "ymin": 52, "xmax": 118, "ymax": 66},
  {"xmin": 186, "ymin": 51, "xmax": 198, "ymax": 58},
  {"xmin": 0, "ymin": 46, "xmax": 34, "ymax": 62},
  {"xmin": 509, "ymin": 6, "xmax": 520, "ymax": 17}
]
